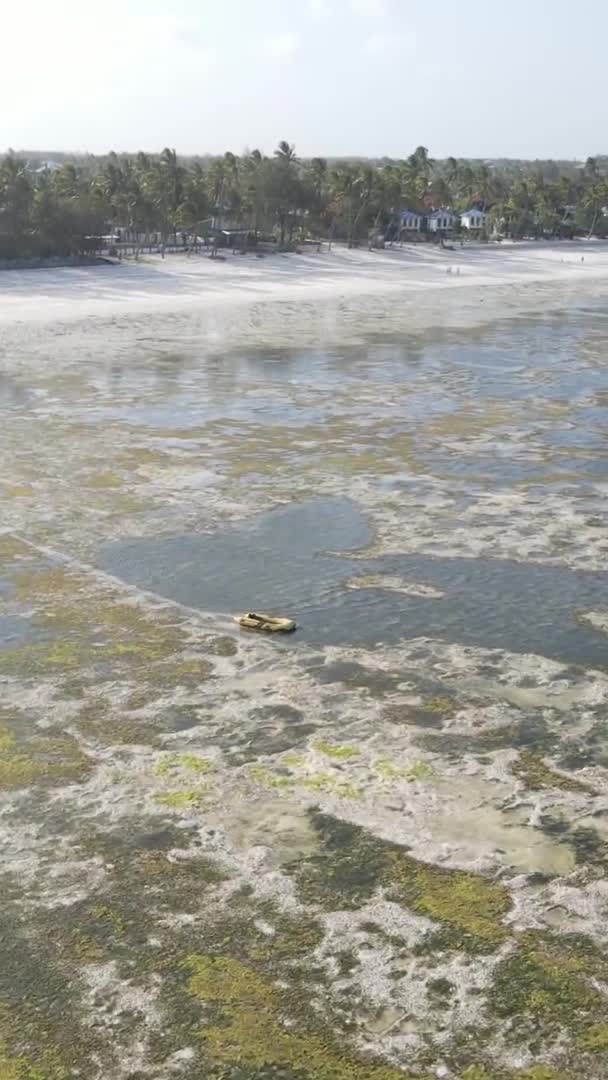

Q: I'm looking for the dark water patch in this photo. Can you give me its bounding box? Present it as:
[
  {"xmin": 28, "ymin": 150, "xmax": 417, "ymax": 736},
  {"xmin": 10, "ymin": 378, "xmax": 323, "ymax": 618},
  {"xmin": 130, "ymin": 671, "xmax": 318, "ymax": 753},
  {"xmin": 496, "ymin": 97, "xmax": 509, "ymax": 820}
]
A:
[
  {"xmin": 167, "ymin": 706, "xmax": 207, "ymax": 732},
  {"xmin": 417, "ymin": 715, "xmax": 559, "ymax": 757},
  {"xmin": 408, "ymin": 710, "xmax": 446, "ymax": 729},
  {"xmin": 421, "ymin": 446, "xmax": 608, "ymax": 486},
  {"xmin": 557, "ymin": 719, "xmax": 608, "ymax": 770},
  {"xmin": 0, "ymin": 613, "xmax": 34, "ymax": 647},
  {"xmin": 251, "ymin": 704, "xmax": 304, "ymax": 723},
  {"xmin": 100, "ymin": 497, "xmax": 608, "ymax": 667},
  {"xmin": 133, "ymin": 828, "xmax": 192, "ymax": 851},
  {"xmin": 0, "ymin": 372, "xmax": 33, "ymax": 408},
  {"xmin": 315, "ymin": 660, "xmax": 402, "ymax": 695},
  {"xmin": 539, "ymin": 816, "xmax": 608, "ymax": 871},
  {"xmin": 224, "ymin": 704, "xmax": 316, "ymax": 761}
]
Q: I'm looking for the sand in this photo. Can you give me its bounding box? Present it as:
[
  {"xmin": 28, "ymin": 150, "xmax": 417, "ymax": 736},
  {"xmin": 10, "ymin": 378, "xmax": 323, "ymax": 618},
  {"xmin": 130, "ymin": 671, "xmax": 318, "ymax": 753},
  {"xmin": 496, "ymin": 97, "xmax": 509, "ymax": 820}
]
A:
[{"xmin": 0, "ymin": 239, "xmax": 606, "ymax": 327}]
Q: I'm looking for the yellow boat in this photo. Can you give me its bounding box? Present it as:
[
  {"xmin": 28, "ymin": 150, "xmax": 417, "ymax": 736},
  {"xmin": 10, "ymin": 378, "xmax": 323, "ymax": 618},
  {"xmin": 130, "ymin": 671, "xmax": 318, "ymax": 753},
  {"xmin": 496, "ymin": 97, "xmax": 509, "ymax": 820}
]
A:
[{"xmin": 234, "ymin": 612, "xmax": 296, "ymax": 633}]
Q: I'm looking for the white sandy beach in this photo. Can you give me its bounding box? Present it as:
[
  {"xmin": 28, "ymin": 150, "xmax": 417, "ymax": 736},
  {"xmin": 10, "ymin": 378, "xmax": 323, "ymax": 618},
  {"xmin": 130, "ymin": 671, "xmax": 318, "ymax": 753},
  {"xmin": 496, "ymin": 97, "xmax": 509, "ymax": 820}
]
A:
[{"xmin": 0, "ymin": 240, "xmax": 607, "ymax": 327}]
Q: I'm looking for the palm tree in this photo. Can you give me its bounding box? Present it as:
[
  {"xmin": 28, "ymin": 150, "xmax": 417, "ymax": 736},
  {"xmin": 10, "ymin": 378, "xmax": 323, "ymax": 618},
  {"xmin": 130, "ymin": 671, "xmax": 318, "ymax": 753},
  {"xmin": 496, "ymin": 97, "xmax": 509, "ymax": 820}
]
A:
[
  {"xmin": 329, "ymin": 163, "xmax": 374, "ymax": 248},
  {"xmin": 474, "ymin": 164, "xmax": 496, "ymax": 211},
  {"xmin": 0, "ymin": 155, "xmax": 34, "ymax": 257},
  {"xmin": 584, "ymin": 157, "xmax": 600, "ymax": 181},
  {"xmin": 582, "ymin": 179, "xmax": 608, "ymax": 238},
  {"xmin": 270, "ymin": 142, "xmax": 300, "ymax": 247},
  {"xmin": 408, "ymin": 145, "xmax": 432, "ymax": 181},
  {"xmin": 274, "ymin": 140, "xmax": 298, "ymax": 166},
  {"xmin": 207, "ymin": 152, "xmax": 240, "ymax": 229},
  {"xmin": 446, "ymin": 156, "xmax": 460, "ymax": 193},
  {"xmin": 372, "ymin": 163, "xmax": 403, "ymax": 239},
  {"xmin": 240, "ymin": 149, "xmax": 267, "ymax": 233}
]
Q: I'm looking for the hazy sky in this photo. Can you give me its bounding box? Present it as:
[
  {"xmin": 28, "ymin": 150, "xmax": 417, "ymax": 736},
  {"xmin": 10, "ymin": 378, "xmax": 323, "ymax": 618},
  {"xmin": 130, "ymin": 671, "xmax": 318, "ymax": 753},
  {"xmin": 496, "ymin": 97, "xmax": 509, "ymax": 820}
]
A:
[{"xmin": 4, "ymin": 0, "xmax": 607, "ymax": 159}]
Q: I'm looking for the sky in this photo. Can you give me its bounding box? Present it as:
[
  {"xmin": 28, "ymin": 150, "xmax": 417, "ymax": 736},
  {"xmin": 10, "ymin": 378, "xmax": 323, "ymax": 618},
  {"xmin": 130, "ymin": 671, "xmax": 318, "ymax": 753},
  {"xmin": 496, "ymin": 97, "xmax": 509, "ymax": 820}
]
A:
[{"xmin": 3, "ymin": 0, "xmax": 608, "ymax": 160}]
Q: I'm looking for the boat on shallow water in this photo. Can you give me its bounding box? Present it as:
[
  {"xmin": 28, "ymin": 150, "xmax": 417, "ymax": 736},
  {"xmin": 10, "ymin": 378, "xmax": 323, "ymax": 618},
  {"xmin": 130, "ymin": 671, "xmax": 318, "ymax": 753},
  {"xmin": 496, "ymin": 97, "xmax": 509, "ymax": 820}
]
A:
[{"xmin": 234, "ymin": 612, "xmax": 296, "ymax": 633}]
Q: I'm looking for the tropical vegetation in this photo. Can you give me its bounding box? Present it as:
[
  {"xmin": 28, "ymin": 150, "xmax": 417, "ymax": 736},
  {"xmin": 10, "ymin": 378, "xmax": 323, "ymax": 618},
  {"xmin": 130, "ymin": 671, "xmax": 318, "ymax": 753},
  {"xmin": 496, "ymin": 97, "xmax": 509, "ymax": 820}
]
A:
[{"xmin": 1, "ymin": 143, "xmax": 608, "ymax": 260}]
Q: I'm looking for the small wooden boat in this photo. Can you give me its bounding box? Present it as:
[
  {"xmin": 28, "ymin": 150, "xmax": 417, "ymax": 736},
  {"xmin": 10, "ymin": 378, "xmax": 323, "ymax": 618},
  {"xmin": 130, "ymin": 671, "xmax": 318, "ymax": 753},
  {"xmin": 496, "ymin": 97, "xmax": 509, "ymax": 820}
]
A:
[{"xmin": 234, "ymin": 612, "xmax": 296, "ymax": 633}]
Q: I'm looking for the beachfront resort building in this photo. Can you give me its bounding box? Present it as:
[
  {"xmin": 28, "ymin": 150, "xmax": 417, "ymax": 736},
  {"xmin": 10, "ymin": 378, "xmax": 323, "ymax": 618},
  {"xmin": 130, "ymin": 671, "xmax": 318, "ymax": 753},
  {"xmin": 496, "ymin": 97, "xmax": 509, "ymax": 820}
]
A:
[
  {"xmin": 399, "ymin": 209, "xmax": 424, "ymax": 233},
  {"xmin": 460, "ymin": 208, "xmax": 487, "ymax": 231},
  {"xmin": 426, "ymin": 209, "xmax": 457, "ymax": 233}
]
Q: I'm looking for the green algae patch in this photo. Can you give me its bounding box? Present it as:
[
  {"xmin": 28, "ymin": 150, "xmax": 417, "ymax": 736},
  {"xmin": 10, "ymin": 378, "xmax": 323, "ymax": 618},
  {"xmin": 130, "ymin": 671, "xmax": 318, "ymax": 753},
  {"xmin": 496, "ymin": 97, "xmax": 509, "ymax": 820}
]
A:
[
  {"xmin": 375, "ymin": 759, "xmax": 434, "ymax": 782},
  {"xmin": 0, "ymin": 1000, "xmax": 71, "ymax": 1080},
  {"xmin": 0, "ymin": 1042, "xmax": 67, "ymax": 1080},
  {"xmin": 12, "ymin": 567, "xmax": 75, "ymax": 603},
  {"xmin": 294, "ymin": 814, "xmax": 511, "ymax": 951},
  {"xmin": 183, "ymin": 953, "xmax": 416, "ymax": 1079},
  {"xmin": 516, "ymin": 1069, "xmax": 567, "ymax": 1080},
  {"xmin": 74, "ymin": 701, "xmax": 159, "ymax": 748},
  {"xmin": 511, "ymin": 751, "xmax": 590, "ymax": 793},
  {"xmin": 282, "ymin": 753, "xmax": 306, "ymax": 769},
  {"xmin": 490, "ymin": 933, "xmax": 608, "ymax": 1044},
  {"xmin": 248, "ymin": 758, "xmax": 361, "ymax": 797},
  {"xmin": 300, "ymin": 772, "xmax": 361, "ymax": 799},
  {"xmin": 388, "ymin": 855, "xmax": 509, "ymax": 948},
  {"xmin": 90, "ymin": 904, "xmax": 127, "ymax": 938},
  {"xmin": 0, "ymin": 1044, "xmax": 19, "ymax": 1080},
  {"xmin": 424, "ymin": 696, "xmax": 455, "ymax": 714},
  {"xmin": 2, "ymin": 484, "xmax": 34, "ymax": 498},
  {"xmin": 0, "ymin": 726, "xmax": 92, "ymax": 790},
  {"xmin": 152, "ymin": 755, "xmax": 213, "ymax": 809},
  {"xmin": 3, "ymin": 566, "xmax": 204, "ymax": 686},
  {"xmin": 313, "ymin": 741, "xmax": 361, "ymax": 761},
  {"xmin": 0, "ymin": 641, "xmax": 82, "ymax": 677},
  {"xmin": 154, "ymin": 790, "xmax": 204, "ymax": 809},
  {"xmin": 84, "ymin": 471, "xmax": 124, "ymax": 489},
  {"xmin": 375, "ymin": 759, "xmax": 411, "ymax": 780},
  {"xmin": 577, "ymin": 1023, "xmax": 608, "ymax": 1051},
  {"xmin": 155, "ymin": 753, "xmax": 213, "ymax": 777},
  {"xmin": 460, "ymin": 1062, "xmax": 567, "ymax": 1079},
  {"xmin": 248, "ymin": 764, "xmax": 292, "ymax": 789}
]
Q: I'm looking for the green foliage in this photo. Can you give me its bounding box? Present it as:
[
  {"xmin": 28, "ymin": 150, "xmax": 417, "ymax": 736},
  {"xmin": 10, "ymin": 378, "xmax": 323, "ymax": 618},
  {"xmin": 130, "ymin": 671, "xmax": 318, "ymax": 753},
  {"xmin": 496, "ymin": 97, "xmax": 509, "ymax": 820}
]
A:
[{"xmin": 3, "ymin": 145, "xmax": 605, "ymax": 260}]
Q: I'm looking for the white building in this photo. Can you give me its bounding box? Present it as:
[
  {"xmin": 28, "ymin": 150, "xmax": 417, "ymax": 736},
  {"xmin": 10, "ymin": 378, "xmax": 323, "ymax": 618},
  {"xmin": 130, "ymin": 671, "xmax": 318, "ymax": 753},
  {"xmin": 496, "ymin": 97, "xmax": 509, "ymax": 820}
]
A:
[
  {"xmin": 427, "ymin": 209, "xmax": 457, "ymax": 233},
  {"xmin": 460, "ymin": 208, "xmax": 487, "ymax": 231},
  {"xmin": 34, "ymin": 160, "xmax": 63, "ymax": 174},
  {"xmin": 399, "ymin": 209, "xmax": 424, "ymax": 233}
]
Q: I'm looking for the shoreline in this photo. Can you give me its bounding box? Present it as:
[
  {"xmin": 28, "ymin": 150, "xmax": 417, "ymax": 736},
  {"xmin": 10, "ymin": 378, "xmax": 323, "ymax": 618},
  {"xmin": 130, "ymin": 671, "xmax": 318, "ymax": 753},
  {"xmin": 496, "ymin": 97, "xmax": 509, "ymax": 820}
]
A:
[{"xmin": 1, "ymin": 240, "xmax": 607, "ymax": 329}]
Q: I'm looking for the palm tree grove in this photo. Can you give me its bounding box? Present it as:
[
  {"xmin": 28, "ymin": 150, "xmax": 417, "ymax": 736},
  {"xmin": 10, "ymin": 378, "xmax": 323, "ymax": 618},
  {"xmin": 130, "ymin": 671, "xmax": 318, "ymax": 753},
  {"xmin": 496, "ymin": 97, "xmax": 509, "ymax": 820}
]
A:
[{"xmin": 2, "ymin": 144, "xmax": 608, "ymax": 260}]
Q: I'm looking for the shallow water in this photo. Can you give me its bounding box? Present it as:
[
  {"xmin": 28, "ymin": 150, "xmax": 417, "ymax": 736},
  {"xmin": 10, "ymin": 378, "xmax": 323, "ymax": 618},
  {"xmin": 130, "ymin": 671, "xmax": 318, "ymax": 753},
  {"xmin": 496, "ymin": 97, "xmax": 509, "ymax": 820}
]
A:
[
  {"xmin": 91, "ymin": 305, "xmax": 608, "ymax": 666},
  {"xmin": 100, "ymin": 495, "xmax": 608, "ymax": 665}
]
